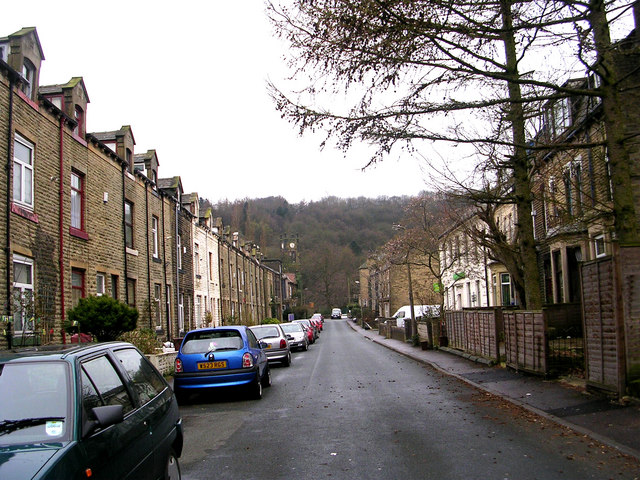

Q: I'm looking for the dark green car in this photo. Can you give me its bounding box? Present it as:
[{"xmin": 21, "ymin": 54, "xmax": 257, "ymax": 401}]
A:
[{"xmin": 0, "ymin": 342, "xmax": 183, "ymax": 479}]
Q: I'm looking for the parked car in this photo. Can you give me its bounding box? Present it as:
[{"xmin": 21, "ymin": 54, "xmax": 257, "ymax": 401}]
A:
[
  {"xmin": 280, "ymin": 322, "xmax": 309, "ymax": 351},
  {"xmin": 309, "ymin": 317, "xmax": 322, "ymax": 333},
  {"xmin": 249, "ymin": 324, "xmax": 292, "ymax": 367},
  {"xmin": 299, "ymin": 322, "xmax": 315, "ymax": 344},
  {"xmin": 174, "ymin": 326, "xmax": 271, "ymax": 402},
  {"xmin": 311, "ymin": 313, "xmax": 324, "ymax": 330},
  {"xmin": 391, "ymin": 305, "xmax": 441, "ymax": 327},
  {"xmin": 331, "ymin": 308, "xmax": 342, "ymax": 319},
  {"xmin": 294, "ymin": 319, "xmax": 318, "ymax": 341},
  {"xmin": 0, "ymin": 342, "xmax": 183, "ymax": 480}
]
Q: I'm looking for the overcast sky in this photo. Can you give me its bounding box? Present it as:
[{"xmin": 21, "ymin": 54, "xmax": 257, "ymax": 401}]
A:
[{"xmin": 1, "ymin": 1, "xmax": 431, "ymax": 203}]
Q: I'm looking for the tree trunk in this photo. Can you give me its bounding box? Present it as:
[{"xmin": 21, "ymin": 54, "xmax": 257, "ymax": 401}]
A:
[
  {"xmin": 590, "ymin": 0, "xmax": 640, "ymax": 244},
  {"xmin": 500, "ymin": 0, "xmax": 543, "ymax": 309}
]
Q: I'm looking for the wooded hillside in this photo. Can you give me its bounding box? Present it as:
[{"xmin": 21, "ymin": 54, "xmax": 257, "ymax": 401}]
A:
[{"xmin": 201, "ymin": 195, "xmax": 415, "ymax": 313}]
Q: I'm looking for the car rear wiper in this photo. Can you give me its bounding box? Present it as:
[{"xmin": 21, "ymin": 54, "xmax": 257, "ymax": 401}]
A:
[{"xmin": 0, "ymin": 417, "xmax": 65, "ymax": 436}]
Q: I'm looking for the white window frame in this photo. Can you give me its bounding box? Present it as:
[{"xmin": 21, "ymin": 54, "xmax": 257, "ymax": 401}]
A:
[
  {"xmin": 177, "ymin": 235, "xmax": 182, "ymax": 270},
  {"xmin": 501, "ymin": 273, "xmax": 512, "ymax": 306},
  {"xmin": 21, "ymin": 59, "xmax": 35, "ymax": 99},
  {"xmin": 152, "ymin": 216, "xmax": 159, "ymax": 258},
  {"xmin": 124, "ymin": 201, "xmax": 134, "ymax": 249},
  {"xmin": 13, "ymin": 254, "xmax": 34, "ymax": 333},
  {"xmin": 178, "ymin": 293, "xmax": 184, "ymax": 332},
  {"xmin": 71, "ymin": 171, "xmax": 84, "ymax": 230},
  {"xmin": 195, "ymin": 295, "xmax": 202, "ymax": 328},
  {"xmin": 13, "ymin": 134, "xmax": 34, "ymax": 208},
  {"xmin": 96, "ymin": 273, "xmax": 106, "ymax": 296},
  {"xmin": 594, "ymin": 234, "xmax": 607, "ymax": 258},
  {"xmin": 154, "ymin": 283, "xmax": 162, "ymax": 329}
]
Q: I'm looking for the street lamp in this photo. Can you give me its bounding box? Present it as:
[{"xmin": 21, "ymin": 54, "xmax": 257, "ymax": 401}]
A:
[{"xmin": 392, "ymin": 224, "xmax": 417, "ymax": 340}]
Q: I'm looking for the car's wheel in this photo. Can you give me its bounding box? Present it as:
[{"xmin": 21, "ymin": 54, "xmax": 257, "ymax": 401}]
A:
[
  {"xmin": 261, "ymin": 365, "xmax": 272, "ymax": 388},
  {"xmin": 282, "ymin": 351, "xmax": 291, "ymax": 367},
  {"xmin": 165, "ymin": 449, "xmax": 181, "ymax": 480},
  {"xmin": 251, "ymin": 373, "xmax": 263, "ymax": 400},
  {"xmin": 303, "ymin": 341, "xmax": 308, "ymax": 351}
]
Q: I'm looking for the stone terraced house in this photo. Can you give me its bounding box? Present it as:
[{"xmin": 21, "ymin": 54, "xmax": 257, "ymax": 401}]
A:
[{"xmin": 0, "ymin": 27, "xmax": 282, "ymax": 349}]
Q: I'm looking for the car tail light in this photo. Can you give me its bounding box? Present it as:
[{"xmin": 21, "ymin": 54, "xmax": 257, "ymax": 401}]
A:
[
  {"xmin": 175, "ymin": 358, "xmax": 183, "ymax": 373},
  {"xmin": 242, "ymin": 352, "xmax": 254, "ymax": 368},
  {"xmin": 280, "ymin": 339, "xmax": 287, "ymax": 348}
]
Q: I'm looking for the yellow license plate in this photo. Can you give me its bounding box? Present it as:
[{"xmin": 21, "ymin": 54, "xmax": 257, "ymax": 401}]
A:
[{"xmin": 197, "ymin": 361, "xmax": 227, "ymax": 370}]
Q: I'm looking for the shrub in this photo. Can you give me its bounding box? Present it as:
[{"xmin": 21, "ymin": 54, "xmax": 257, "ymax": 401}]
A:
[
  {"xmin": 119, "ymin": 329, "xmax": 162, "ymax": 354},
  {"xmin": 67, "ymin": 295, "xmax": 138, "ymax": 341},
  {"xmin": 262, "ymin": 318, "xmax": 281, "ymax": 324}
]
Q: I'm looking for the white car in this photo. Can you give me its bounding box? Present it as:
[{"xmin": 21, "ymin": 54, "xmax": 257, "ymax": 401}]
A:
[
  {"xmin": 331, "ymin": 308, "xmax": 342, "ymax": 319},
  {"xmin": 280, "ymin": 322, "xmax": 309, "ymax": 351}
]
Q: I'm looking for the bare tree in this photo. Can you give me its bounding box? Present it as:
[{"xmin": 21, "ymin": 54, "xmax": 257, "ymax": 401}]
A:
[{"xmin": 267, "ymin": 0, "xmax": 639, "ymax": 308}]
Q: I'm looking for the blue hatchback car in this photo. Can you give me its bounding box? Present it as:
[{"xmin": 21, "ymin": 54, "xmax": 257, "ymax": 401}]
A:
[{"xmin": 173, "ymin": 326, "xmax": 271, "ymax": 402}]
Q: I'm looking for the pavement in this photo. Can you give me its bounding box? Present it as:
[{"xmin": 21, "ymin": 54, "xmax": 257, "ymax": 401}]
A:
[{"xmin": 346, "ymin": 319, "xmax": 640, "ymax": 462}]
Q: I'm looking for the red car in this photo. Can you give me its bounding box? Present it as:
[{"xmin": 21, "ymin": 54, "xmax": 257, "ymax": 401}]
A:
[
  {"xmin": 294, "ymin": 320, "xmax": 316, "ymax": 343},
  {"xmin": 311, "ymin": 313, "xmax": 324, "ymax": 330},
  {"xmin": 309, "ymin": 318, "xmax": 322, "ymax": 333}
]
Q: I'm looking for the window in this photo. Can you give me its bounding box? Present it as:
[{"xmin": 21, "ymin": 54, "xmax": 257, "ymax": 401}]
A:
[
  {"xmin": 563, "ymin": 169, "xmax": 573, "ymax": 216},
  {"xmin": 127, "ymin": 278, "xmax": 136, "ymax": 307},
  {"xmin": 111, "ymin": 274, "xmax": 119, "ymax": 299},
  {"xmin": 594, "ymin": 234, "xmax": 607, "ymax": 257},
  {"xmin": 73, "ymin": 106, "xmax": 84, "ymax": 137},
  {"xmin": 553, "ymin": 249, "xmax": 564, "ymax": 303},
  {"xmin": 13, "ymin": 134, "xmax": 34, "ymax": 207},
  {"xmin": 501, "ymin": 273, "xmax": 512, "ymax": 306},
  {"xmin": 81, "ymin": 356, "xmax": 134, "ymax": 416},
  {"xmin": 49, "ymin": 95, "xmax": 63, "ymax": 109},
  {"xmin": 209, "ymin": 252, "xmax": 214, "ymax": 281},
  {"xmin": 166, "ymin": 285, "xmax": 172, "ymax": 324},
  {"xmin": 154, "ymin": 284, "xmax": 162, "ymax": 329},
  {"xmin": 152, "ymin": 216, "xmax": 159, "ymax": 258},
  {"xmin": 96, "ymin": 273, "xmax": 105, "ymax": 296},
  {"xmin": 549, "ymin": 177, "xmax": 559, "ymax": 219},
  {"xmin": 126, "ymin": 148, "xmax": 133, "ymax": 174},
  {"xmin": 72, "ymin": 269, "xmax": 85, "ymax": 308},
  {"xmin": 177, "ymin": 235, "xmax": 182, "ymax": 270},
  {"xmin": 21, "ymin": 59, "xmax": 35, "ymax": 99},
  {"xmin": 71, "ymin": 171, "xmax": 85, "ymax": 231},
  {"xmin": 551, "ymin": 97, "xmax": 571, "ymax": 135},
  {"xmin": 124, "ymin": 201, "xmax": 134, "ymax": 249},
  {"xmin": 13, "ymin": 255, "xmax": 34, "ymax": 332},
  {"xmin": 195, "ymin": 295, "xmax": 202, "ymax": 328},
  {"xmin": 573, "ymin": 161, "xmax": 583, "ymax": 213},
  {"xmin": 194, "ymin": 243, "xmax": 200, "ymax": 276},
  {"xmin": 113, "ymin": 348, "xmax": 166, "ymax": 405}
]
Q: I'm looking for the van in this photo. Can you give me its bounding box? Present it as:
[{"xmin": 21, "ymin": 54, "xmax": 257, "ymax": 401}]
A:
[
  {"xmin": 331, "ymin": 308, "xmax": 342, "ymax": 319},
  {"xmin": 392, "ymin": 305, "xmax": 441, "ymax": 327}
]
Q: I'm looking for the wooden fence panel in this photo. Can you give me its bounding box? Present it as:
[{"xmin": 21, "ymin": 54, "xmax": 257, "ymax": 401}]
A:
[
  {"xmin": 504, "ymin": 311, "xmax": 547, "ymax": 375},
  {"xmin": 581, "ymin": 257, "xmax": 620, "ymax": 393},
  {"xmin": 444, "ymin": 309, "xmax": 500, "ymax": 362},
  {"xmin": 445, "ymin": 311, "xmax": 466, "ymax": 351},
  {"xmin": 621, "ymin": 246, "xmax": 640, "ymax": 397}
]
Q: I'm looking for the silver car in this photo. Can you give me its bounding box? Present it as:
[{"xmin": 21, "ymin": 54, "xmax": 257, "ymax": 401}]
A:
[
  {"xmin": 281, "ymin": 322, "xmax": 309, "ymax": 351},
  {"xmin": 249, "ymin": 324, "xmax": 292, "ymax": 367}
]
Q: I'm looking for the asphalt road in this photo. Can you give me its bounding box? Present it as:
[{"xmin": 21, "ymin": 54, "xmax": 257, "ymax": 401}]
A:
[{"xmin": 178, "ymin": 320, "xmax": 639, "ymax": 479}]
